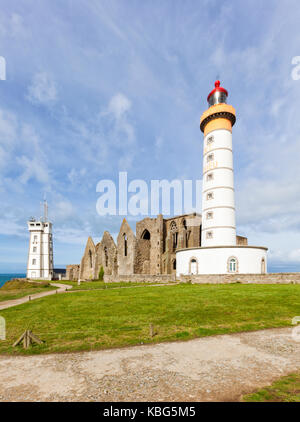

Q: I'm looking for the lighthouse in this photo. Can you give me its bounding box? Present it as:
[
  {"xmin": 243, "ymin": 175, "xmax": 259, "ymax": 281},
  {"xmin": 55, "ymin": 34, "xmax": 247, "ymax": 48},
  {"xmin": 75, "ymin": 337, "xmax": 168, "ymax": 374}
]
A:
[
  {"xmin": 176, "ymin": 81, "xmax": 268, "ymax": 275},
  {"xmin": 200, "ymin": 80, "xmax": 236, "ymax": 247}
]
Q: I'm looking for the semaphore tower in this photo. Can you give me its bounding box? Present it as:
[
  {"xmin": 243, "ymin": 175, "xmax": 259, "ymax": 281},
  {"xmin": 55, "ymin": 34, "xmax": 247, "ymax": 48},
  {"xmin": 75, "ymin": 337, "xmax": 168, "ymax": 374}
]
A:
[{"xmin": 26, "ymin": 200, "xmax": 54, "ymax": 280}]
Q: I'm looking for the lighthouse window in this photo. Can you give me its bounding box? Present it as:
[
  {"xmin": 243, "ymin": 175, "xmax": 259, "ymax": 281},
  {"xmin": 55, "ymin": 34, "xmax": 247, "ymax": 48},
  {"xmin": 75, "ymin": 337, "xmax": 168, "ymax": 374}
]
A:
[
  {"xmin": 33, "ymin": 247, "xmax": 37, "ymax": 253},
  {"xmin": 207, "ymin": 192, "xmax": 214, "ymax": 200},
  {"xmin": 207, "ymin": 153, "xmax": 214, "ymax": 162},
  {"xmin": 32, "ymin": 259, "xmax": 36, "ymax": 265},
  {"xmin": 206, "ymin": 212, "xmax": 213, "ymax": 220},
  {"xmin": 227, "ymin": 256, "xmax": 238, "ymax": 273},
  {"xmin": 206, "ymin": 231, "xmax": 213, "ymax": 239},
  {"xmin": 33, "ymin": 235, "xmax": 38, "ymax": 242},
  {"xmin": 207, "ymin": 136, "xmax": 214, "ymax": 145},
  {"xmin": 207, "ymin": 173, "xmax": 214, "ymax": 181}
]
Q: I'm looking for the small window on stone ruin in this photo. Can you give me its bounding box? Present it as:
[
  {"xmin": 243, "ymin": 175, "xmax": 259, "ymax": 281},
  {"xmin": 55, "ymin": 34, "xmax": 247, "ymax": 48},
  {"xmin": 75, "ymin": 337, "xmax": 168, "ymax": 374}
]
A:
[
  {"xmin": 123, "ymin": 234, "xmax": 128, "ymax": 257},
  {"xmin": 173, "ymin": 259, "xmax": 176, "ymax": 270},
  {"xmin": 104, "ymin": 246, "xmax": 108, "ymax": 267},
  {"xmin": 207, "ymin": 192, "xmax": 214, "ymax": 200},
  {"xmin": 89, "ymin": 250, "xmax": 93, "ymax": 268},
  {"xmin": 207, "ymin": 153, "xmax": 214, "ymax": 162}
]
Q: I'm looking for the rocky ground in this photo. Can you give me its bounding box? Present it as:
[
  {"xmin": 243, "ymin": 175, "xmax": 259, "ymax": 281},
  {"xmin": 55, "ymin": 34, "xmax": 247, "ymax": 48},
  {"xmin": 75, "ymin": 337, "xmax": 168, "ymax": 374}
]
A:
[{"xmin": 0, "ymin": 327, "xmax": 299, "ymax": 402}]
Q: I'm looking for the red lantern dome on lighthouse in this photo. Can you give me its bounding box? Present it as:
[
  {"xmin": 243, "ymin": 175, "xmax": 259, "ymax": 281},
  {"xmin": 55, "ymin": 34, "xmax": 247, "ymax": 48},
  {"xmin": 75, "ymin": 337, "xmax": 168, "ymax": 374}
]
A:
[{"xmin": 207, "ymin": 80, "xmax": 228, "ymax": 106}]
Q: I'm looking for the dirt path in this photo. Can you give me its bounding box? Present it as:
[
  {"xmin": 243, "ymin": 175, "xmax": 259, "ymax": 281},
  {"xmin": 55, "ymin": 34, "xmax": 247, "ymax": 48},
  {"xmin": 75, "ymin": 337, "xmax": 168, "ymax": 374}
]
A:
[
  {"xmin": 0, "ymin": 327, "xmax": 299, "ymax": 402},
  {"xmin": 0, "ymin": 283, "xmax": 72, "ymax": 311}
]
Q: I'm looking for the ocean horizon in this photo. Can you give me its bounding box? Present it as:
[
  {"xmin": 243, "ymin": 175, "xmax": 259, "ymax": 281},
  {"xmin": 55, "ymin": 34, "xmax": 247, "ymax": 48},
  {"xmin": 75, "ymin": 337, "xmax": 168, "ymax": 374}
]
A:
[{"xmin": 0, "ymin": 274, "xmax": 26, "ymax": 288}]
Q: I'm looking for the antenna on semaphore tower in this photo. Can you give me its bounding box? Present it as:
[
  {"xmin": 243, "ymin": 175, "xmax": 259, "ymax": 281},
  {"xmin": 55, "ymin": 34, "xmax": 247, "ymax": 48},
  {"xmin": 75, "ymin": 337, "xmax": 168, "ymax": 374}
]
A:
[{"xmin": 43, "ymin": 195, "xmax": 48, "ymax": 222}]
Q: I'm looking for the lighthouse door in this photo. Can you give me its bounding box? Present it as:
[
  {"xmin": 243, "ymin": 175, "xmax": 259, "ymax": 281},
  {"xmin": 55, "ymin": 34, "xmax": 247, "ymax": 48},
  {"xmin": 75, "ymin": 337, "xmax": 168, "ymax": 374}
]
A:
[{"xmin": 190, "ymin": 259, "xmax": 197, "ymax": 275}]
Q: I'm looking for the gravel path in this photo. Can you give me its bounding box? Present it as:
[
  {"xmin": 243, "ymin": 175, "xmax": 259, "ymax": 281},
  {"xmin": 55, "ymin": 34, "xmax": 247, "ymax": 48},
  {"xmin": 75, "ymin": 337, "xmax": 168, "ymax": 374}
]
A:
[
  {"xmin": 0, "ymin": 327, "xmax": 299, "ymax": 402},
  {"xmin": 0, "ymin": 283, "xmax": 72, "ymax": 311}
]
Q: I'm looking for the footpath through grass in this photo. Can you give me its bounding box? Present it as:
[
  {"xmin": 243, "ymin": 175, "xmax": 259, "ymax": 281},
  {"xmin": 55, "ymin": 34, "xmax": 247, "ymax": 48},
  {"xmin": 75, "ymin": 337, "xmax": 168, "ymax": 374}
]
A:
[
  {"xmin": 0, "ymin": 283, "xmax": 299, "ymax": 355},
  {"xmin": 243, "ymin": 372, "xmax": 300, "ymax": 402},
  {"xmin": 0, "ymin": 280, "xmax": 56, "ymax": 303}
]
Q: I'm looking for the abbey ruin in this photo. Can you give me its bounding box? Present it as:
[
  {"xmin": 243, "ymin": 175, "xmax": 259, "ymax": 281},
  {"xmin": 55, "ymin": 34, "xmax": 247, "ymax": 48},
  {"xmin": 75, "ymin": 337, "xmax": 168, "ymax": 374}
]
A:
[{"xmin": 66, "ymin": 213, "xmax": 247, "ymax": 281}]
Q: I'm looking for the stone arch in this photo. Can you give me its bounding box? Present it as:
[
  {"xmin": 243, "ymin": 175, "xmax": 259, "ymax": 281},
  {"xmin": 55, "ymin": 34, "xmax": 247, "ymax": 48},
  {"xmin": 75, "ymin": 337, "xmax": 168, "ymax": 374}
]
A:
[
  {"xmin": 227, "ymin": 256, "xmax": 239, "ymax": 273},
  {"xmin": 188, "ymin": 256, "xmax": 198, "ymax": 275},
  {"xmin": 172, "ymin": 259, "xmax": 176, "ymax": 271},
  {"xmin": 141, "ymin": 229, "xmax": 151, "ymax": 240}
]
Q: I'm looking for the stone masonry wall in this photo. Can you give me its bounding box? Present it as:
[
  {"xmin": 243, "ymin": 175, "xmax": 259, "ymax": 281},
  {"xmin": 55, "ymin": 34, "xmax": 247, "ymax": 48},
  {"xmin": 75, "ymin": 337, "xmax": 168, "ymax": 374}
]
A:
[
  {"xmin": 104, "ymin": 274, "xmax": 176, "ymax": 283},
  {"xmin": 179, "ymin": 273, "xmax": 300, "ymax": 284}
]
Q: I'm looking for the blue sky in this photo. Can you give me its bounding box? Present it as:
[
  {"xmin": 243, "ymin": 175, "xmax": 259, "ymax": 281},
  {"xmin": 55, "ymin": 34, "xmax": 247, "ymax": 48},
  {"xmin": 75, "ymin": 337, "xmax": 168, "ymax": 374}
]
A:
[{"xmin": 0, "ymin": 0, "xmax": 300, "ymax": 272}]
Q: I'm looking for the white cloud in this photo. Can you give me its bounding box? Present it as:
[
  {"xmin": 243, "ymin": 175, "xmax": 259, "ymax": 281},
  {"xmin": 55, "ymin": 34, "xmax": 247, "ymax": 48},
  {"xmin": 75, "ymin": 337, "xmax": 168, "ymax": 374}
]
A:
[
  {"xmin": 107, "ymin": 93, "xmax": 131, "ymax": 119},
  {"xmin": 27, "ymin": 72, "xmax": 58, "ymax": 105}
]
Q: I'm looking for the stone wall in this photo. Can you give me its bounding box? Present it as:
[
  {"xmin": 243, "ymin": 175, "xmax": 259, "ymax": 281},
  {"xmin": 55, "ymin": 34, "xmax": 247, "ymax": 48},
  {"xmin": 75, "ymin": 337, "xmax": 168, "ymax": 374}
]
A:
[
  {"xmin": 179, "ymin": 273, "xmax": 300, "ymax": 284},
  {"xmin": 104, "ymin": 274, "xmax": 176, "ymax": 283},
  {"xmin": 66, "ymin": 264, "xmax": 80, "ymax": 281}
]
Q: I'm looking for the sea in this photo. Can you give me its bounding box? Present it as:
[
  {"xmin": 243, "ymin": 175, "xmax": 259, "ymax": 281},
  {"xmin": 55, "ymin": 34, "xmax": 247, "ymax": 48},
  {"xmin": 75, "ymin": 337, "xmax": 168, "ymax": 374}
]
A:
[{"xmin": 0, "ymin": 274, "xmax": 26, "ymax": 288}]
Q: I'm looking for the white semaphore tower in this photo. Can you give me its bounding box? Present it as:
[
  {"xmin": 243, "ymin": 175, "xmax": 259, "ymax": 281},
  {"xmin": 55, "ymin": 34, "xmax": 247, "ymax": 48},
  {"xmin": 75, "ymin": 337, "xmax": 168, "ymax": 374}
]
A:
[
  {"xmin": 26, "ymin": 200, "xmax": 54, "ymax": 280},
  {"xmin": 176, "ymin": 80, "xmax": 268, "ymax": 275}
]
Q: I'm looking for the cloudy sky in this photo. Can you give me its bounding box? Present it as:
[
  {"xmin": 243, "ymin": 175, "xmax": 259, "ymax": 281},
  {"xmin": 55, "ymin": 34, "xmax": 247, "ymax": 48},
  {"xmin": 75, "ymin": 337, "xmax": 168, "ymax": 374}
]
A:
[{"xmin": 0, "ymin": 0, "xmax": 300, "ymax": 272}]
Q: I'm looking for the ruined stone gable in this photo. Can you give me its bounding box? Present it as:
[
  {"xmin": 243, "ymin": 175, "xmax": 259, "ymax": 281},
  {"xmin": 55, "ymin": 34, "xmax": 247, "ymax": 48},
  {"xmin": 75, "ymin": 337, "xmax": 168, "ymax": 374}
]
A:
[
  {"xmin": 135, "ymin": 215, "xmax": 164, "ymax": 275},
  {"xmin": 95, "ymin": 231, "xmax": 118, "ymax": 276},
  {"xmin": 79, "ymin": 236, "xmax": 96, "ymax": 280},
  {"xmin": 117, "ymin": 219, "xmax": 137, "ymax": 275}
]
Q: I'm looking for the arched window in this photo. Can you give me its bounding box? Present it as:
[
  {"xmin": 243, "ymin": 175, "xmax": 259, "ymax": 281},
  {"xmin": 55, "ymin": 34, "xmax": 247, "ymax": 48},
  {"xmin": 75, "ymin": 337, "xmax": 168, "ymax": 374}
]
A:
[
  {"xmin": 123, "ymin": 234, "xmax": 128, "ymax": 257},
  {"xmin": 89, "ymin": 250, "xmax": 93, "ymax": 268},
  {"xmin": 182, "ymin": 219, "xmax": 187, "ymax": 229},
  {"xmin": 261, "ymin": 258, "xmax": 266, "ymax": 274},
  {"xmin": 141, "ymin": 229, "xmax": 150, "ymax": 240},
  {"xmin": 170, "ymin": 221, "xmax": 177, "ymax": 231},
  {"xmin": 227, "ymin": 256, "xmax": 238, "ymax": 273},
  {"xmin": 172, "ymin": 259, "xmax": 176, "ymax": 270},
  {"xmin": 104, "ymin": 246, "xmax": 108, "ymax": 267}
]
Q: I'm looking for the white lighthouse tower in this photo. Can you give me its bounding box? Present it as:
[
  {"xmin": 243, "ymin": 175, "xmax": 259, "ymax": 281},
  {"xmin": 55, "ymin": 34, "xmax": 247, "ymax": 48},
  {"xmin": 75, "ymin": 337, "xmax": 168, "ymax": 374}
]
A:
[
  {"xmin": 201, "ymin": 80, "xmax": 236, "ymax": 247},
  {"xmin": 176, "ymin": 81, "xmax": 268, "ymax": 275},
  {"xmin": 26, "ymin": 200, "xmax": 54, "ymax": 280}
]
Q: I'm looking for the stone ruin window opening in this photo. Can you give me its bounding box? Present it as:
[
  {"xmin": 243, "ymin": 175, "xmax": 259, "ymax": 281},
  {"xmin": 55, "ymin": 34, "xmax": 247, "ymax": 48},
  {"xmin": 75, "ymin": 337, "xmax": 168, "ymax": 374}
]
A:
[
  {"xmin": 104, "ymin": 246, "xmax": 108, "ymax": 267},
  {"xmin": 123, "ymin": 234, "xmax": 128, "ymax": 257},
  {"xmin": 141, "ymin": 229, "xmax": 150, "ymax": 240},
  {"xmin": 172, "ymin": 259, "xmax": 176, "ymax": 270},
  {"xmin": 172, "ymin": 232, "xmax": 178, "ymax": 251},
  {"xmin": 89, "ymin": 250, "xmax": 93, "ymax": 268}
]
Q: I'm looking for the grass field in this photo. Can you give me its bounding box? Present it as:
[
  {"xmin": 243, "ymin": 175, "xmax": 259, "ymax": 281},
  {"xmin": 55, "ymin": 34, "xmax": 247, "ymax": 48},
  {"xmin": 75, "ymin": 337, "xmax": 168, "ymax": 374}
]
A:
[
  {"xmin": 0, "ymin": 283, "xmax": 299, "ymax": 355},
  {"xmin": 62, "ymin": 280, "xmax": 164, "ymax": 290},
  {"xmin": 0, "ymin": 280, "xmax": 56, "ymax": 303},
  {"xmin": 243, "ymin": 372, "xmax": 300, "ymax": 402}
]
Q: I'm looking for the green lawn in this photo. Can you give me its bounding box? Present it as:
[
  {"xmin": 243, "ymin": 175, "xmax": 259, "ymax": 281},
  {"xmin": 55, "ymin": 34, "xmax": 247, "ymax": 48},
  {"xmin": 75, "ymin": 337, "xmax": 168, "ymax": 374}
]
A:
[
  {"xmin": 62, "ymin": 280, "xmax": 166, "ymax": 290},
  {"xmin": 0, "ymin": 283, "xmax": 299, "ymax": 355},
  {"xmin": 0, "ymin": 280, "xmax": 56, "ymax": 303},
  {"xmin": 243, "ymin": 372, "xmax": 300, "ymax": 402}
]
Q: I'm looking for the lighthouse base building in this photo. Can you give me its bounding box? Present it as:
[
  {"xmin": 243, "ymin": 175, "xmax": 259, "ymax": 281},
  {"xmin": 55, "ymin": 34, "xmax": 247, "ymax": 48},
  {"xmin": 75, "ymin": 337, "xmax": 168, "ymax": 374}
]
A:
[
  {"xmin": 176, "ymin": 246, "xmax": 267, "ymax": 276},
  {"xmin": 176, "ymin": 81, "xmax": 268, "ymax": 276}
]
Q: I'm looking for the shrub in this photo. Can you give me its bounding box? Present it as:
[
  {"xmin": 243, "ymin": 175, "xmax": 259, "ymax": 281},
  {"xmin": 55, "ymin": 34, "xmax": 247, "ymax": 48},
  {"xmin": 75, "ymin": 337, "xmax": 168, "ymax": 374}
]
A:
[{"xmin": 98, "ymin": 266, "xmax": 104, "ymax": 281}]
